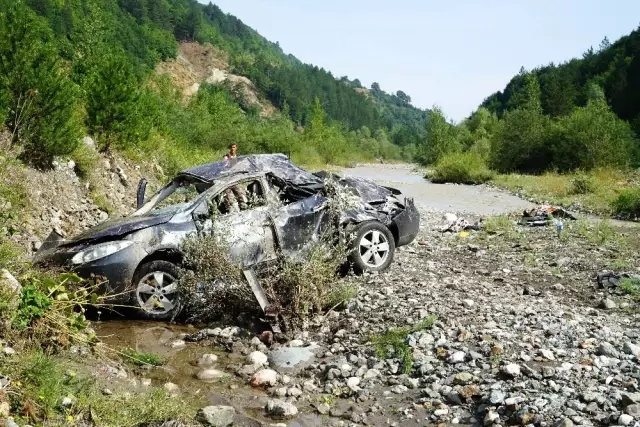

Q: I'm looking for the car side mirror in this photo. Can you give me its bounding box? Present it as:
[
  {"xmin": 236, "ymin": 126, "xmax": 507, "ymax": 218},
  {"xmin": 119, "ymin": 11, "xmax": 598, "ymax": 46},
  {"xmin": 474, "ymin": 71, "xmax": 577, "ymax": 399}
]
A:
[{"xmin": 136, "ymin": 178, "xmax": 147, "ymax": 210}]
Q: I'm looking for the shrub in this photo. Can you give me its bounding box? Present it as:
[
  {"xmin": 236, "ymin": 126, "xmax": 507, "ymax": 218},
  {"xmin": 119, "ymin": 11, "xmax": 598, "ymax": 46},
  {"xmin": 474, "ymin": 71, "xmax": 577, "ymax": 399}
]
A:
[
  {"xmin": 426, "ymin": 151, "xmax": 494, "ymax": 184},
  {"xmin": 612, "ymin": 187, "xmax": 640, "ymax": 219},
  {"xmin": 70, "ymin": 143, "xmax": 100, "ymax": 179},
  {"xmin": 569, "ymin": 173, "xmax": 596, "ymax": 195}
]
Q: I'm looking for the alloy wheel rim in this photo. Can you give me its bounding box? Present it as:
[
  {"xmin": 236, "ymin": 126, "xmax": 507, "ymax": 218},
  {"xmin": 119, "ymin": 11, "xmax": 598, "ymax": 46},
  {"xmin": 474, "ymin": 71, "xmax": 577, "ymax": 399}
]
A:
[
  {"xmin": 136, "ymin": 271, "xmax": 178, "ymax": 315},
  {"xmin": 359, "ymin": 230, "xmax": 390, "ymax": 268}
]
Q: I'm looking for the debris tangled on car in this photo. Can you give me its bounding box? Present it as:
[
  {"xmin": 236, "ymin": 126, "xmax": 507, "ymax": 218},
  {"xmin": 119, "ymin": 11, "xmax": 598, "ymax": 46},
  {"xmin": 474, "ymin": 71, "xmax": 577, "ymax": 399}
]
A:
[{"xmin": 33, "ymin": 154, "xmax": 420, "ymax": 325}]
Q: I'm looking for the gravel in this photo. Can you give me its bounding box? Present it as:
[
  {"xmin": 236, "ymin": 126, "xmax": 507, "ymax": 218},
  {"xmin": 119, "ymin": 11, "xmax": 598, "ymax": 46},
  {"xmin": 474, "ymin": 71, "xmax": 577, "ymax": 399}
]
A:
[{"xmin": 182, "ymin": 205, "xmax": 640, "ymax": 426}]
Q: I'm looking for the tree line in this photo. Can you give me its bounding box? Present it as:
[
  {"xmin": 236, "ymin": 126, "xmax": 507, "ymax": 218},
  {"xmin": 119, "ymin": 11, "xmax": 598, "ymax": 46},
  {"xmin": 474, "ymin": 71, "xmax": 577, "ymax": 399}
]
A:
[
  {"xmin": 418, "ymin": 28, "xmax": 640, "ymax": 178},
  {"xmin": 0, "ymin": 0, "xmax": 427, "ymax": 170}
]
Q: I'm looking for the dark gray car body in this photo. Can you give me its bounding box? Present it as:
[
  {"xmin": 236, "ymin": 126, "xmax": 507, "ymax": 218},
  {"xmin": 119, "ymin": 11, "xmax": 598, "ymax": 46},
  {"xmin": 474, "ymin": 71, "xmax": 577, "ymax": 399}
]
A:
[{"xmin": 34, "ymin": 154, "xmax": 419, "ymax": 306}]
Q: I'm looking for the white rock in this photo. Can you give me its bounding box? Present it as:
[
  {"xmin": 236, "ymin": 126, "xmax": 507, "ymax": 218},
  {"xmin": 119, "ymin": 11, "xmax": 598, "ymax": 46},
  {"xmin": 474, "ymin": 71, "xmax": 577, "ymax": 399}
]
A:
[
  {"xmin": 462, "ymin": 299, "xmax": 474, "ymax": 308},
  {"xmin": 619, "ymin": 414, "xmax": 634, "ymax": 426},
  {"xmin": 502, "ymin": 363, "xmax": 521, "ymax": 377},
  {"xmin": 484, "ymin": 410, "xmax": 499, "ymax": 425},
  {"xmin": 288, "ymin": 339, "xmax": 304, "ymax": 347},
  {"xmin": 197, "ymin": 353, "xmax": 219, "ymax": 366},
  {"xmin": 196, "ymin": 405, "xmax": 236, "ymax": 427},
  {"xmin": 2, "ymin": 347, "xmax": 16, "ymax": 356},
  {"xmin": 163, "ymin": 382, "xmax": 179, "ymax": 394},
  {"xmin": 246, "ymin": 351, "xmax": 268, "ymax": 366},
  {"xmin": 364, "ymin": 369, "xmax": 380, "ymax": 380},
  {"xmin": 444, "ymin": 213, "xmax": 458, "ymax": 222},
  {"xmin": 448, "ymin": 351, "xmax": 466, "ymax": 363},
  {"xmin": 346, "ymin": 377, "xmax": 361, "ymax": 390},
  {"xmin": 169, "ymin": 339, "xmax": 186, "ymax": 349},
  {"xmin": 539, "ymin": 349, "xmax": 555, "ymax": 360},
  {"xmin": 250, "ymin": 369, "xmax": 278, "ymax": 387},
  {"xmin": 265, "ymin": 399, "xmax": 298, "ymax": 419},
  {"xmin": 196, "ymin": 369, "xmax": 229, "ymax": 382}
]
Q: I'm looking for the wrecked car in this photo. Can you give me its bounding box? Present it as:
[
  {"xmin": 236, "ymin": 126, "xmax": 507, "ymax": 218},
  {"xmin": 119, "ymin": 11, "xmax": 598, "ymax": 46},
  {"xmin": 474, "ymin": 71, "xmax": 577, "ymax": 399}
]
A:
[{"xmin": 34, "ymin": 154, "xmax": 419, "ymax": 320}]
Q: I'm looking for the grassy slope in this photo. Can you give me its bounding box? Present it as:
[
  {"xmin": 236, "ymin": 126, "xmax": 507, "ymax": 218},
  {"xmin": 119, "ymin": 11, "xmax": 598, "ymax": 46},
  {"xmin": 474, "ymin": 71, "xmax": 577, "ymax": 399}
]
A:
[{"xmin": 491, "ymin": 169, "xmax": 640, "ymax": 216}]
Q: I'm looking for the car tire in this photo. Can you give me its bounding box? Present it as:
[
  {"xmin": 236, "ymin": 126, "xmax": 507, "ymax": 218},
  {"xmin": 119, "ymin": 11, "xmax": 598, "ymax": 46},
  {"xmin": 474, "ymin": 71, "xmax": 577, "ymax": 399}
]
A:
[
  {"xmin": 131, "ymin": 260, "xmax": 182, "ymax": 321},
  {"xmin": 348, "ymin": 221, "xmax": 395, "ymax": 274}
]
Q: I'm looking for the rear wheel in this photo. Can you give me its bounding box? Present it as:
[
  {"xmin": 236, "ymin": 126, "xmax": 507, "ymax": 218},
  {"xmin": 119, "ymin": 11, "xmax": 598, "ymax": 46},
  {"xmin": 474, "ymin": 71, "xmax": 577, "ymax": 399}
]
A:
[
  {"xmin": 348, "ymin": 222, "xmax": 395, "ymax": 274},
  {"xmin": 132, "ymin": 260, "xmax": 181, "ymax": 320}
]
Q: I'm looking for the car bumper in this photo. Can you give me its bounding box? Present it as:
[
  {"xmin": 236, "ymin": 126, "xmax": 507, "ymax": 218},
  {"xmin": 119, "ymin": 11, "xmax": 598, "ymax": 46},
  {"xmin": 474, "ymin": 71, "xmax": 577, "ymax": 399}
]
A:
[
  {"xmin": 34, "ymin": 243, "xmax": 146, "ymax": 304},
  {"xmin": 392, "ymin": 197, "xmax": 420, "ymax": 247}
]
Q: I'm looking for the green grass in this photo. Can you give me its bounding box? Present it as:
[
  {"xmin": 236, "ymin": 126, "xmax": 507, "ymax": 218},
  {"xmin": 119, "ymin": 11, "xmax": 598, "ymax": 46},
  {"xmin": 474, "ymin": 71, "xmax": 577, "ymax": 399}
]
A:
[
  {"xmin": 371, "ymin": 315, "xmax": 436, "ymax": 374},
  {"xmin": 610, "ymin": 258, "xmax": 631, "ymax": 270},
  {"xmin": 121, "ymin": 348, "xmax": 164, "ymax": 366},
  {"xmin": 426, "ymin": 151, "xmax": 494, "ymax": 184},
  {"xmin": 481, "ymin": 215, "xmax": 517, "ymax": 236},
  {"xmin": 619, "ymin": 277, "xmax": 640, "ymax": 301},
  {"xmin": 492, "ymin": 168, "xmax": 639, "ymax": 217},
  {"xmin": 1, "ymin": 349, "xmax": 197, "ymax": 426}
]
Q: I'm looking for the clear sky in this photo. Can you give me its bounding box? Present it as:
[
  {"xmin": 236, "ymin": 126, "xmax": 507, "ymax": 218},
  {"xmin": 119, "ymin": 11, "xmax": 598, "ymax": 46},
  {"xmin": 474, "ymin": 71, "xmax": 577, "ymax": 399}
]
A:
[{"xmin": 201, "ymin": 1, "xmax": 640, "ymax": 121}]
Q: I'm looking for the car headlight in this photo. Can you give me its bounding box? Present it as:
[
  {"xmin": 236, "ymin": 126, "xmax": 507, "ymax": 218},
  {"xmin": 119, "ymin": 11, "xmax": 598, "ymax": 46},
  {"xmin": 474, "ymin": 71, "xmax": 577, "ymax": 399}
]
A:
[{"xmin": 71, "ymin": 241, "xmax": 134, "ymax": 265}]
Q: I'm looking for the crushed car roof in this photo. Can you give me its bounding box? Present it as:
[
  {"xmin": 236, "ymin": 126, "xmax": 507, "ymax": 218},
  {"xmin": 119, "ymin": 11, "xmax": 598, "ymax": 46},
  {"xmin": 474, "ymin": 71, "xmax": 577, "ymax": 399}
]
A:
[{"xmin": 178, "ymin": 154, "xmax": 323, "ymax": 187}]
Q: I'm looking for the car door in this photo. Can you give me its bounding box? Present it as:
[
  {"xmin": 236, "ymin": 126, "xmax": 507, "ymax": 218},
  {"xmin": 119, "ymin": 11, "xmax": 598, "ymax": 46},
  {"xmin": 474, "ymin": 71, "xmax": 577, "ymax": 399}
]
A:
[
  {"xmin": 195, "ymin": 178, "xmax": 279, "ymax": 269},
  {"xmin": 270, "ymin": 193, "xmax": 331, "ymax": 256}
]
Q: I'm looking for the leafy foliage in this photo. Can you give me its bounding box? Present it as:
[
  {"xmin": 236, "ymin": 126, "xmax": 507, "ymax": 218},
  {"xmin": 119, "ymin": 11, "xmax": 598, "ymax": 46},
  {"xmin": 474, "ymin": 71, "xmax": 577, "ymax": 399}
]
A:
[
  {"xmin": 427, "ymin": 151, "xmax": 494, "ymax": 184},
  {"xmin": 0, "ymin": 0, "xmax": 83, "ymax": 165},
  {"xmin": 612, "ymin": 187, "xmax": 640, "ymax": 219}
]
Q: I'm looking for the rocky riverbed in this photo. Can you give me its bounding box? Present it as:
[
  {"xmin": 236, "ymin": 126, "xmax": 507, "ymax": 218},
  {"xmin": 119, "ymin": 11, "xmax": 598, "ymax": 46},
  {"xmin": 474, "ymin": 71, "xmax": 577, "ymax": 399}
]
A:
[{"xmin": 95, "ymin": 202, "xmax": 640, "ymax": 427}]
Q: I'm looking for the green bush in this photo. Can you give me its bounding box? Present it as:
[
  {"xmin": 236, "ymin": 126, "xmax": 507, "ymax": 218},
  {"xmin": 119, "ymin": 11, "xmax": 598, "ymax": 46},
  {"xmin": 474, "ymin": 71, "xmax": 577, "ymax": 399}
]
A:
[
  {"xmin": 427, "ymin": 151, "xmax": 494, "ymax": 184},
  {"xmin": 612, "ymin": 187, "xmax": 640, "ymax": 219},
  {"xmin": 569, "ymin": 173, "xmax": 596, "ymax": 195},
  {"xmin": 0, "ymin": 0, "xmax": 83, "ymax": 165},
  {"xmin": 551, "ymin": 99, "xmax": 635, "ymax": 172}
]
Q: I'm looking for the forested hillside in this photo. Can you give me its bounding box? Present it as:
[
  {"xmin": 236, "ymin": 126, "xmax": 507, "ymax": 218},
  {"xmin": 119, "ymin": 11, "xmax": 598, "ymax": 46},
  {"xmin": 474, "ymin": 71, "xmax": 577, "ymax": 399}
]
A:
[
  {"xmin": 419, "ymin": 27, "xmax": 640, "ymax": 217},
  {"xmin": 482, "ymin": 33, "xmax": 640, "ymax": 135},
  {"xmin": 0, "ymin": 0, "xmax": 427, "ymax": 172}
]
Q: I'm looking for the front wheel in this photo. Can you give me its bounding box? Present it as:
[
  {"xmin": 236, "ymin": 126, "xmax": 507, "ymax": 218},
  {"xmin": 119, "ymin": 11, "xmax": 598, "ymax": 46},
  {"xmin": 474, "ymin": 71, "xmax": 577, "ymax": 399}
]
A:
[
  {"xmin": 132, "ymin": 260, "xmax": 182, "ymax": 320},
  {"xmin": 348, "ymin": 222, "xmax": 395, "ymax": 274}
]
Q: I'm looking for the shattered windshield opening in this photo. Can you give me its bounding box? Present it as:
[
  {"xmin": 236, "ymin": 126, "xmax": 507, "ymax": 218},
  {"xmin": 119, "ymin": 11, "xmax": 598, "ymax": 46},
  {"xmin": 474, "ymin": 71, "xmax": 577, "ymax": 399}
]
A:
[{"xmin": 133, "ymin": 177, "xmax": 212, "ymax": 217}]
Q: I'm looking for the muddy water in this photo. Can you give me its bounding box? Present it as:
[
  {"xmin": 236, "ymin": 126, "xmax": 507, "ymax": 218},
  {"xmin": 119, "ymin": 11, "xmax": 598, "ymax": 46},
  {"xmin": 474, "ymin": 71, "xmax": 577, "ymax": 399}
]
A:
[
  {"xmin": 93, "ymin": 320, "xmax": 323, "ymax": 426},
  {"xmin": 339, "ymin": 164, "xmax": 534, "ymax": 215}
]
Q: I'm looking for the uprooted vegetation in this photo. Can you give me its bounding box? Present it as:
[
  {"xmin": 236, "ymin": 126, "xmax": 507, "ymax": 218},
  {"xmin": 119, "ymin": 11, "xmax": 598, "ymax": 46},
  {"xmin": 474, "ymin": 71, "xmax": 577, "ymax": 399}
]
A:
[
  {"xmin": 370, "ymin": 315, "xmax": 436, "ymax": 375},
  {"xmin": 178, "ymin": 229, "xmax": 354, "ymax": 328}
]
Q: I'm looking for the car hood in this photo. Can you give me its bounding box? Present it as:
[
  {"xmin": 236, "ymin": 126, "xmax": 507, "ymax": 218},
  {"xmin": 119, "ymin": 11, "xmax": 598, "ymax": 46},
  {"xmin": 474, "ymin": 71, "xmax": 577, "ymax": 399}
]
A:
[{"xmin": 63, "ymin": 213, "xmax": 173, "ymax": 246}]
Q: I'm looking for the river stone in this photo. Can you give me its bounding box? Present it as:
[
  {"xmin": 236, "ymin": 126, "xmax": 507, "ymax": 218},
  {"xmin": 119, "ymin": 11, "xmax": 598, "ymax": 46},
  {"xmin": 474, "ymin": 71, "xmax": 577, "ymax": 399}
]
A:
[
  {"xmin": 489, "ymin": 389, "xmax": 506, "ymax": 405},
  {"xmin": 619, "ymin": 414, "xmax": 634, "ymax": 426},
  {"xmin": 448, "ymin": 351, "xmax": 466, "ymax": 363},
  {"xmin": 502, "ymin": 363, "xmax": 521, "ymax": 377},
  {"xmin": 197, "ymin": 354, "xmax": 219, "ymax": 366},
  {"xmin": 625, "ymin": 403, "xmax": 640, "ymax": 416},
  {"xmin": 598, "ymin": 342, "xmax": 619, "ymax": 357},
  {"xmin": 454, "ymin": 372, "xmax": 473, "ymax": 385},
  {"xmin": 163, "ymin": 382, "xmax": 179, "ymax": 394},
  {"xmin": 196, "ymin": 405, "xmax": 236, "ymax": 427},
  {"xmin": 247, "ymin": 351, "xmax": 269, "ymax": 366},
  {"xmin": 484, "ymin": 410, "xmax": 499, "ymax": 425},
  {"xmin": 265, "ymin": 399, "xmax": 298, "ymax": 419},
  {"xmin": 268, "ymin": 345, "xmax": 318, "ymax": 371},
  {"xmin": 250, "ymin": 369, "xmax": 278, "ymax": 387},
  {"xmin": 196, "ymin": 369, "xmax": 229, "ymax": 382}
]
